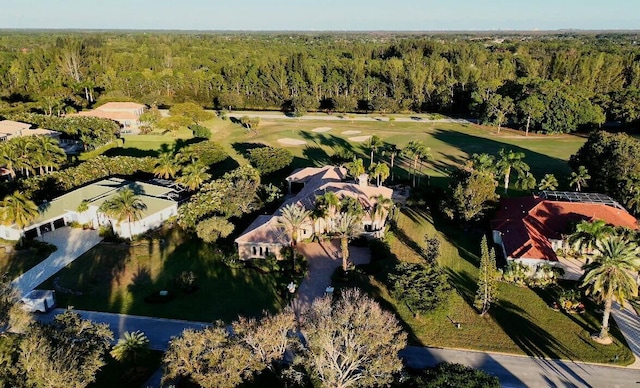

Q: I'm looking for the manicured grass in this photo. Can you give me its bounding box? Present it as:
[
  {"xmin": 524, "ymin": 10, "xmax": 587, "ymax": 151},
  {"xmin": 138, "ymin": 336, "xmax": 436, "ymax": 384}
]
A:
[
  {"xmin": 355, "ymin": 209, "xmax": 633, "ymax": 365},
  {"xmin": 39, "ymin": 227, "xmax": 288, "ymax": 322},
  {"xmin": 0, "ymin": 245, "xmax": 50, "ymax": 280},
  {"xmin": 94, "ymin": 115, "xmax": 586, "ymax": 192}
]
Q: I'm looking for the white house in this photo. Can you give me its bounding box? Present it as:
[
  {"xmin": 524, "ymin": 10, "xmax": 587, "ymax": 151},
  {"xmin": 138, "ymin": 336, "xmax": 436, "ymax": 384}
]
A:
[
  {"xmin": 235, "ymin": 166, "xmax": 393, "ymax": 261},
  {"xmin": 71, "ymin": 102, "xmax": 146, "ymax": 133},
  {"xmin": 0, "ymin": 177, "xmax": 180, "ymax": 241}
]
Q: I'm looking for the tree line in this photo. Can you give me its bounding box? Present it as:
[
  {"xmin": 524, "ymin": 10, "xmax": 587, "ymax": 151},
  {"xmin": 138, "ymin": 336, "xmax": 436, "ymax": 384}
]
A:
[{"xmin": 0, "ymin": 33, "xmax": 639, "ymax": 133}]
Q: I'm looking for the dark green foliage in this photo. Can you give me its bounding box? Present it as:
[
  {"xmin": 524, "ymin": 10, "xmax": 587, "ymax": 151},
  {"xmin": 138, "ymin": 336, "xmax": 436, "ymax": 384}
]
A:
[
  {"xmin": 190, "ymin": 124, "xmax": 212, "ymax": 139},
  {"xmin": 423, "ymin": 234, "xmax": 441, "ymax": 263},
  {"xmin": 442, "ymin": 167, "xmax": 499, "ymax": 223},
  {"xmin": 247, "ymin": 147, "xmax": 293, "ymax": 175},
  {"xmin": 405, "ymin": 362, "xmax": 500, "ymax": 388},
  {"xmin": 569, "ymin": 131, "xmax": 640, "ymax": 212},
  {"xmin": 179, "ymin": 141, "xmax": 227, "ymax": 166},
  {"xmin": 387, "ymin": 262, "xmax": 451, "ymax": 315},
  {"xmin": 7, "ymin": 113, "xmax": 119, "ymax": 149}
]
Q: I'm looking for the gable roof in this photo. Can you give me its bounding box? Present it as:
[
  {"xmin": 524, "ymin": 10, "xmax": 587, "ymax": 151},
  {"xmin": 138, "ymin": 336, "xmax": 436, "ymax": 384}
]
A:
[{"xmin": 492, "ymin": 195, "xmax": 638, "ymax": 261}]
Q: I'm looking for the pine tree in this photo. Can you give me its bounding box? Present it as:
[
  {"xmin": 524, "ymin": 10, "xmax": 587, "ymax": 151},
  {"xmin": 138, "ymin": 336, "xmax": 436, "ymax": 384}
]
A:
[{"xmin": 474, "ymin": 236, "xmax": 499, "ymax": 315}]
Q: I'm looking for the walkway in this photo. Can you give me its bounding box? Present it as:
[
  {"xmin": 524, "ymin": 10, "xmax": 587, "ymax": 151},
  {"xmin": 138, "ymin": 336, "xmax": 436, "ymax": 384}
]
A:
[
  {"xmin": 612, "ymin": 300, "xmax": 640, "ymax": 368},
  {"xmin": 10, "ymin": 227, "xmax": 102, "ymax": 297},
  {"xmin": 292, "ymin": 240, "xmax": 370, "ymax": 310},
  {"xmin": 401, "ymin": 346, "xmax": 639, "ymax": 388},
  {"xmin": 226, "ymin": 110, "xmax": 475, "ymax": 124}
]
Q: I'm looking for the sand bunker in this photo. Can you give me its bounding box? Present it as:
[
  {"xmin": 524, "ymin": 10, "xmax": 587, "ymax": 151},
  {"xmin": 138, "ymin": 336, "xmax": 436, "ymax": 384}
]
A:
[
  {"xmin": 348, "ymin": 135, "xmax": 372, "ymax": 142},
  {"xmin": 342, "ymin": 130, "xmax": 361, "ymax": 135},
  {"xmin": 277, "ymin": 138, "xmax": 307, "ymax": 146},
  {"xmin": 312, "ymin": 127, "xmax": 332, "ymax": 133}
]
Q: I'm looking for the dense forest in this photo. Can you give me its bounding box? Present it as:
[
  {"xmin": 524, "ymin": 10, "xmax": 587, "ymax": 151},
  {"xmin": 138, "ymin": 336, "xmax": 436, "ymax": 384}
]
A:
[{"xmin": 1, "ymin": 32, "xmax": 640, "ymax": 133}]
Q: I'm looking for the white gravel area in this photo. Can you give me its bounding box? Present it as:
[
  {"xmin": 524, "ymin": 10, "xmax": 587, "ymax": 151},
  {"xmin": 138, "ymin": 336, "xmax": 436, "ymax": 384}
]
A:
[
  {"xmin": 348, "ymin": 135, "xmax": 372, "ymax": 142},
  {"xmin": 312, "ymin": 127, "xmax": 332, "ymax": 133},
  {"xmin": 277, "ymin": 138, "xmax": 308, "ymax": 146}
]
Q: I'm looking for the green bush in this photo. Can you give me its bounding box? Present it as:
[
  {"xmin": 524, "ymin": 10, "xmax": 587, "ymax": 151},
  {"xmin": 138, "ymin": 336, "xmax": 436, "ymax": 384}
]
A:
[
  {"xmin": 405, "ymin": 362, "xmax": 500, "ymax": 388},
  {"xmin": 387, "ymin": 262, "xmax": 451, "ymax": 316},
  {"xmin": 247, "ymin": 147, "xmax": 293, "ymax": 175},
  {"xmin": 179, "ymin": 141, "xmax": 226, "ymax": 166},
  {"xmin": 189, "ymin": 124, "xmax": 211, "ymax": 139}
]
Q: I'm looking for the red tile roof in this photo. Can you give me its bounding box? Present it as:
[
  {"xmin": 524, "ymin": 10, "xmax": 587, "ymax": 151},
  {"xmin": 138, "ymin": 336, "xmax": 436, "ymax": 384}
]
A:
[{"xmin": 492, "ymin": 196, "xmax": 638, "ymax": 261}]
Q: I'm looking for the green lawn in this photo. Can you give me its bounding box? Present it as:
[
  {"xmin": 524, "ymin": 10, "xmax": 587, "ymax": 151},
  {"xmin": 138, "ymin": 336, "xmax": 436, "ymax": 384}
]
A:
[
  {"xmin": 39, "ymin": 227, "xmax": 288, "ymax": 322},
  {"xmin": 353, "ymin": 209, "xmax": 633, "ymax": 365},
  {"xmin": 95, "ymin": 115, "xmax": 586, "ymax": 192},
  {"xmin": 0, "ymin": 244, "xmax": 51, "ymax": 280}
]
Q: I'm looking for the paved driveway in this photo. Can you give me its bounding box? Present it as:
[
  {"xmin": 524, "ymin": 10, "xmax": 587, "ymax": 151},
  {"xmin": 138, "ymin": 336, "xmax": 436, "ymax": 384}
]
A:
[
  {"xmin": 292, "ymin": 240, "xmax": 370, "ymax": 310},
  {"xmin": 11, "ymin": 227, "xmax": 102, "ymax": 297},
  {"xmin": 612, "ymin": 300, "xmax": 640, "ymax": 368}
]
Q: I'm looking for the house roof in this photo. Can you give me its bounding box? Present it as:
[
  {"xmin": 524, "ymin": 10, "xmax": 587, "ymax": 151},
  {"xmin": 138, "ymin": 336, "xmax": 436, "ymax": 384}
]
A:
[
  {"xmin": 236, "ymin": 166, "xmax": 393, "ymax": 245},
  {"xmin": 0, "ymin": 120, "xmax": 60, "ymax": 138},
  {"xmin": 492, "ymin": 195, "xmax": 638, "ymax": 261},
  {"xmin": 95, "ymin": 102, "xmax": 146, "ymax": 111},
  {"xmin": 70, "ymin": 102, "xmax": 145, "ymax": 122},
  {"xmin": 26, "ymin": 177, "xmax": 178, "ymax": 228}
]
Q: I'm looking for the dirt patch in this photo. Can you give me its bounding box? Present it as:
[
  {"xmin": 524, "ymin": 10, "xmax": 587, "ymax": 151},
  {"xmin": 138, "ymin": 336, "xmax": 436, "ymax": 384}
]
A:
[
  {"xmin": 341, "ymin": 130, "xmax": 361, "ymax": 135},
  {"xmin": 277, "ymin": 138, "xmax": 308, "ymax": 146},
  {"xmin": 312, "ymin": 127, "xmax": 332, "ymax": 133},
  {"xmin": 348, "ymin": 135, "xmax": 372, "ymax": 142}
]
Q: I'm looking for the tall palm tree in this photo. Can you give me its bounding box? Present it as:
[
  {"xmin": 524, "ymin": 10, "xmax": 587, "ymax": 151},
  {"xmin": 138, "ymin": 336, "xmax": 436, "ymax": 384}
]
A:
[
  {"xmin": 402, "ymin": 140, "xmax": 431, "ymax": 187},
  {"xmin": 34, "ymin": 136, "xmax": 66, "ymax": 174},
  {"xmin": 369, "ymin": 195, "xmax": 393, "ymax": 226},
  {"xmin": 569, "ymin": 166, "xmax": 590, "ymax": 192},
  {"xmin": 581, "ymin": 237, "xmax": 640, "ymax": 342},
  {"xmin": 0, "ymin": 191, "xmax": 40, "ymax": 240},
  {"xmin": 367, "ymin": 135, "xmax": 383, "ymax": 165},
  {"xmin": 0, "ymin": 142, "xmax": 19, "ymax": 179},
  {"xmin": 311, "ymin": 199, "xmax": 329, "ymax": 240},
  {"xmin": 277, "ymin": 203, "xmax": 311, "ymax": 247},
  {"xmin": 538, "ymin": 174, "xmax": 558, "ymax": 191},
  {"xmin": 345, "ymin": 158, "xmax": 365, "ymax": 180},
  {"xmin": 153, "ymin": 152, "xmax": 180, "ymax": 179},
  {"xmin": 382, "ymin": 144, "xmax": 398, "ymax": 182},
  {"xmin": 495, "ymin": 149, "xmax": 530, "ymax": 194},
  {"xmin": 371, "ymin": 162, "xmax": 390, "ymax": 187},
  {"xmin": 176, "ymin": 163, "xmax": 211, "ymax": 191},
  {"xmin": 332, "ymin": 212, "xmax": 363, "ymax": 272},
  {"xmin": 515, "ymin": 171, "xmax": 536, "ymax": 191},
  {"xmin": 99, "ymin": 188, "xmax": 147, "ymax": 239},
  {"xmin": 568, "ymin": 220, "xmax": 615, "ymax": 259}
]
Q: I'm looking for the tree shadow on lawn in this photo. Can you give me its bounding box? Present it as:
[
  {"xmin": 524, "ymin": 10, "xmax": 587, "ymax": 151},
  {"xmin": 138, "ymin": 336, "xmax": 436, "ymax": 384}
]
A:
[
  {"xmin": 431, "ymin": 128, "xmax": 573, "ymax": 184},
  {"xmin": 103, "ymin": 147, "xmax": 160, "ymax": 158}
]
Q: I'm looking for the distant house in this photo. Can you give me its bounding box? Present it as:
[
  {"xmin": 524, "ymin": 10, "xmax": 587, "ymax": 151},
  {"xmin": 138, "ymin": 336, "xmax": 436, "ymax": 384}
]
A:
[
  {"xmin": 71, "ymin": 102, "xmax": 146, "ymax": 132},
  {"xmin": 0, "ymin": 177, "xmax": 181, "ymax": 241},
  {"xmin": 235, "ymin": 166, "xmax": 393, "ymax": 261},
  {"xmin": 491, "ymin": 191, "xmax": 638, "ymax": 277},
  {"xmin": 0, "ymin": 120, "xmax": 61, "ymax": 142}
]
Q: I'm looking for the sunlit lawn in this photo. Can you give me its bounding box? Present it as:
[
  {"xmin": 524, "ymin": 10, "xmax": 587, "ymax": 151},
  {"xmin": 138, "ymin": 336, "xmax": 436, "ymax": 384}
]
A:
[
  {"xmin": 354, "ymin": 209, "xmax": 633, "ymax": 365},
  {"xmin": 39, "ymin": 227, "xmax": 288, "ymax": 323}
]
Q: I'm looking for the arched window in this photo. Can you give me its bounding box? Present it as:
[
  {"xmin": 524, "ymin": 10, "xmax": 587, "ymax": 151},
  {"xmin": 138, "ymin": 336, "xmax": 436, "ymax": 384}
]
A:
[
  {"xmin": 265, "ymin": 247, "xmax": 270, "ymax": 256},
  {"xmin": 259, "ymin": 247, "xmax": 263, "ymax": 256},
  {"xmin": 252, "ymin": 246, "xmax": 257, "ymax": 255}
]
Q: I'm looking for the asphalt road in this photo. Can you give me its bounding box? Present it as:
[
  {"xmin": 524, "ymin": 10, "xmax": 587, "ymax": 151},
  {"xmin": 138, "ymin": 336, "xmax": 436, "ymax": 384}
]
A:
[{"xmin": 37, "ymin": 309, "xmax": 640, "ymax": 387}]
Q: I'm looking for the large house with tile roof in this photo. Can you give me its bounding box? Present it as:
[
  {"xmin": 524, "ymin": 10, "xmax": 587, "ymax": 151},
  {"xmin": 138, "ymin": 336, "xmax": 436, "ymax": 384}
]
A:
[
  {"xmin": 71, "ymin": 102, "xmax": 146, "ymax": 132},
  {"xmin": 0, "ymin": 177, "xmax": 180, "ymax": 241},
  {"xmin": 491, "ymin": 192, "xmax": 638, "ymax": 268},
  {"xmin": 235, "ymin": 166, "xmax": 393, "ymax": 260},
  {"xmin": 0, "ymin": 120, "xmax": 61, "ymax": 142}
]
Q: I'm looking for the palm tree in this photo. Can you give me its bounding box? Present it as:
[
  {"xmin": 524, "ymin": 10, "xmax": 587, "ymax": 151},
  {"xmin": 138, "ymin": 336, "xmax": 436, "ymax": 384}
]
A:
[
  {"xmin": 569, "ymin": 166, "xmax": 590, "ymax": 192},
  {"xmin": 332, "ymin": 212, "xmax": 363, "ymax": 272},
  {"xmin": 495, "ymin": 149, "xmax": 530, "ymax": 194},
  {"xmin": 153, "ymin": 152, "xmax": 180, "ymax": 179},
  {"xmin": 402, "ymin": 140, "xmax": 432, "ymax": 187},
  {"xmin": 538, "ymin": 174, "xmax": 558, "ymax": 191},
  {"xmin": 568, "ymin": 220, "xmax": 615, "ymax": 259},
  {"xmin": 110, "ymin": 331, "xmax": 150, "ymax": 364},
  {"xmin": 367, "ymin": 135, "xmax": 383, "ymax": 165},
  {"xmin": 515, "ymin": 171, "xmax": 536, "ymax": 191},
  {"xmin": 176, "ymin": 163, "xmax": 211, "ymax": 191},
  {"xmin": 0, "ymin": 191, "xmax": 40, "ymax": 240},
  {"xmin": 382, "ymin": 144, "xmax": 399, "ymax": 182},
  {"xmin": 371, "ymin": 162, "xmax": 390, "ymax": 187},
  {"xmin": 369, "ymin": 195, "xmax": 393, "ymax": 227},
  {"xmin": 0, "ymin": 142, "xmax": 19, "ymax": 179},
  {"xmin": 277, "ymin": 203, "xmax": 311, "ymax": 247},
  {"xmin": 345, "ymin": 158, "xmax": 365, "ymax": 180},
  {"xmin": 34, "ymin": 136, "xmax": 66, "ymax": 174},
  {"xmin": 99, "ymin": 188, "xmax": 147, "ymax": 240},
  {"xmin": 311, "ymin": 199, "xmax": 329, "ymax": 240},
  {"xmin": 581, "ymin": 237, "xmax": 640, "ymax": 342}
]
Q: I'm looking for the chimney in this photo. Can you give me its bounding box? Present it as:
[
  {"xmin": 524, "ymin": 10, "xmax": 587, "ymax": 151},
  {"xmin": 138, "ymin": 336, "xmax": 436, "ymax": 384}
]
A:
[{"xmin": 358, "ymin": 174, "xmax": 369, "ymax": 187}]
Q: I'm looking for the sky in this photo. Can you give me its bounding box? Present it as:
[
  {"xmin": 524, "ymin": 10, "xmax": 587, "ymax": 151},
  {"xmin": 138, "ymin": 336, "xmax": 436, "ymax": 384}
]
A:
[{"xmin": 0, "ymin": 0, "xmax": 638, "ymax": 31}]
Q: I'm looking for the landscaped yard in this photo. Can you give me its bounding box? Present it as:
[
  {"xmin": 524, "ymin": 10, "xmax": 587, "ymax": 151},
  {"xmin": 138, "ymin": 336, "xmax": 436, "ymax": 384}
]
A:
[
  {"xmin": 38, "ymin": 227, "xmax": 289, "ymax": 323},
  {"xmin": 351, "ymin": 208, "xmax": 634, "ymax": 365},
  {"xmin": 0, "ymin": 243, "xmax": 52, "ymax": 280}
]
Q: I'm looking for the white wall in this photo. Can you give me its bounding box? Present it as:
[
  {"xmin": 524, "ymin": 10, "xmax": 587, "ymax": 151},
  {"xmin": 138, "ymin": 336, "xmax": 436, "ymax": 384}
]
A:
[{"xmin": 112, "ymin": 204, "xmax": 177, "ymax": 239}]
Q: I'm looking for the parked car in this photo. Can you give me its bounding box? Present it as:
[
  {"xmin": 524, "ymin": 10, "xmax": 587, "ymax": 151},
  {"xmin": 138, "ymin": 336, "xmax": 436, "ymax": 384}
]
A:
[{"xmin": 21, "ymin": 290, "xmax": 56, "ymax": 313}]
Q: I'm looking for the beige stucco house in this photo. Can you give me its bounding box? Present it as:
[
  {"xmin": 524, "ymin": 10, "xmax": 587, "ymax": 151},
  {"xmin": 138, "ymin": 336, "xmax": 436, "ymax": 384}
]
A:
[
  {"xmin": 235, "ymin": 166, "xmax": 393, "ymax": 260},
  {"xmin": 72, "ymin": 102, "xmax": 146, "ymax": 133}
]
